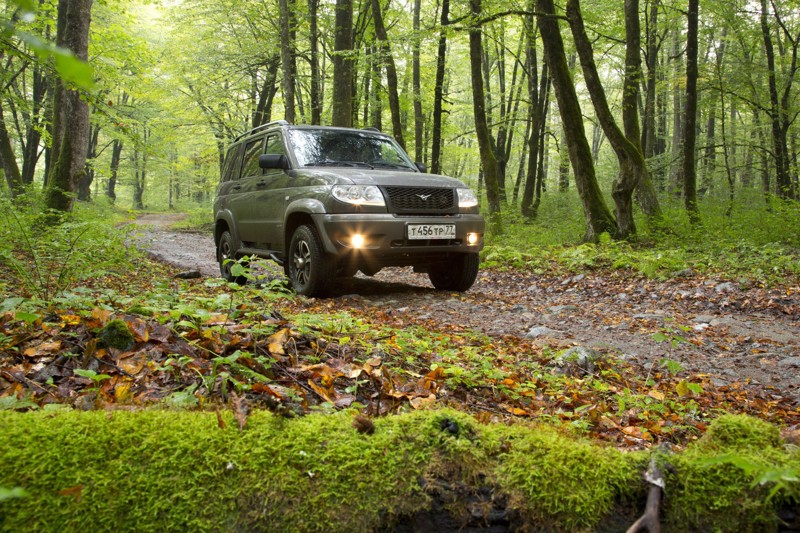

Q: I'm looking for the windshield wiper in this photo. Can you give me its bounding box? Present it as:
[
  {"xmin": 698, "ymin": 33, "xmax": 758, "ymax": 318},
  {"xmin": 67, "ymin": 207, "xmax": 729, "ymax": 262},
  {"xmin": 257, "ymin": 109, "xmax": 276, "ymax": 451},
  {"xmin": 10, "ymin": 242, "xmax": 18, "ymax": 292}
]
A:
[
  {"xmin": 369, "ymin": 161, "xmax": 413, "ymax": 170},
  {"xmin": 307, "ymin": 160, "xmax": 374, "ymax": 168}
]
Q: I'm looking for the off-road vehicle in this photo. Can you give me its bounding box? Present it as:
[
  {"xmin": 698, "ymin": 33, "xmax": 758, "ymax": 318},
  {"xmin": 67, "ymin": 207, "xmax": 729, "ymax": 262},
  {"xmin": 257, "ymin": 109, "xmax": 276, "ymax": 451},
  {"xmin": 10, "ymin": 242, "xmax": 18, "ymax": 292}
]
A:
[{"xmin": 213, "ymin": 121, "xmax": 485, "ymax": 296}]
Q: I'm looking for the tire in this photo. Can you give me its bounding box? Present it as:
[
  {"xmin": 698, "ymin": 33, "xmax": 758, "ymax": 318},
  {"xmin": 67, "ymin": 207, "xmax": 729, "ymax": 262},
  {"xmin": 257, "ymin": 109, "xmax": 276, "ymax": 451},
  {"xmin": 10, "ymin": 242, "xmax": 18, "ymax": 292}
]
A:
[
  {"xmin": 287, "ymin": 224, "xmax": 334, "ymax": 296},
  {"xmin": 428, "ymin": 253, "xmax": 480, "ymax": 292},
  {"xmin": 217, "ymin": 230, "xmax": 247, "ymax": 285}
]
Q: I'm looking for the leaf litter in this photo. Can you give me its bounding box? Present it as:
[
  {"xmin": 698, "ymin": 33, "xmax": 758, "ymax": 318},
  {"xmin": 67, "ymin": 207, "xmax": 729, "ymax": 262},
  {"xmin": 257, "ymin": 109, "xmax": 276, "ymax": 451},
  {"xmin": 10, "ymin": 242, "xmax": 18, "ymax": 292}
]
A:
[{"xmin": 1, "ymin": 258, "xmax": 799, "ymax": 451}]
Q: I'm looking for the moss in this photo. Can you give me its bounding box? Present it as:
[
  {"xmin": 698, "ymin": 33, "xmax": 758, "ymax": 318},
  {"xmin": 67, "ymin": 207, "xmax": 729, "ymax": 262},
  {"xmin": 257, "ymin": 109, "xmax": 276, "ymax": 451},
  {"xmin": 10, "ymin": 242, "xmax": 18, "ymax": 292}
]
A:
[
  {"xmin": 662, "ymin": 415, "xmax": 800, "ymax": 532},
  {"xmin": 0, "ymin": 411, "xmax": 796, "ymax": 532},
  {"xmin": 97, "ymin": 319, "xmax": 135, "ymax": 350},
  {"xmin": 494, "ymin": 424, "xmax": 645, "ymax": 531}
]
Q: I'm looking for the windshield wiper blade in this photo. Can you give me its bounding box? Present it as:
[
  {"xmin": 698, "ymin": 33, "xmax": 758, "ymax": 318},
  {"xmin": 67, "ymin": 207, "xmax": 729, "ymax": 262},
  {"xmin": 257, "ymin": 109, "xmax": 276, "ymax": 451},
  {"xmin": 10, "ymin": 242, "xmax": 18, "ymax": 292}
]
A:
[
  {"xmin": 307, "ymin": 160, "xmax": 374, "ymax": 168},
  {"xmin": 369, "ymin": 161, "xmax": 413, "ymax": 170}
]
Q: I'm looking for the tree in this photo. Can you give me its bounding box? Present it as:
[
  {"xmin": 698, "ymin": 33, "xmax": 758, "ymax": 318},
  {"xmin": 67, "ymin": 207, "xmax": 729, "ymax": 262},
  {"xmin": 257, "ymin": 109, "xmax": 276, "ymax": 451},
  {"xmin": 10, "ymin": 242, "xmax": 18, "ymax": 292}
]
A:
[
  {"xmin": 469, "ymin": 0, "xmax": 503, "ymax": 234},
  {"xmin": 683, "ymin": 0, "xmax": 700, "ymax": 224},
  {"xmin": 537, "ymin": 0, "xmax": 616, "ymax": 241},
  {"xmin": 370, "ymin": 0, "xmax": 405, "ymax": 149},
  {"xmin": 331, "ymin": 0, "xmax": 354, "ymax": 127},
  {"xmin": 45, "ymin": 0, "xmax": 94, "ymax": 213},
  {"xmin": 278, "ymin": 0, "xmax": 297, "ymax": 123},
  {"xmin": 430, "ymin": 0, "xmax": 449, "ymax": 175}
]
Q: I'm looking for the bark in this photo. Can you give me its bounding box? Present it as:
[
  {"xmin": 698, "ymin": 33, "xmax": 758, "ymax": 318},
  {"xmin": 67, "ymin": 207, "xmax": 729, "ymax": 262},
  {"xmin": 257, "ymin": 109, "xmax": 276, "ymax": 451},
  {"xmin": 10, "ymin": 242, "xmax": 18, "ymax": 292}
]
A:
[
  {"xmin": 760, "ymin": 0, "xmax": 797, "ymax": 200},
  {"xmin": 0, "ymin": 103, "xmax": 23, "ymax": 198},
  {"xmin": 567, "ymin": 0, "xmax": 661, "ymax": 238},
  {"xmin": 521, "ymin": 9, "xmax": 549, "ymax": 218},
  {"xmin": 21, "ymin": 61, "xmax": 48, "ymax": 186},
  {"xmin": 278, "ymin": 0, "xmax": 297, "ymax": 123},
  {"xmin": 371, "ymin": 0, "xmax": 406, "ymax": 149},
  {"xmin": 668, "ymin": 28, "xmax": 683, "ymax": 196},
  {"xmin": 308, "ymin": 0, "xmax": 322, "ymax": 125},
  {"xmin": 430, "ymin": 0, "xmax": 449, "ymax": 174},
  {"xmin": 45, "ymin": 0, "xmax": 93, "ymax": 213},
  {"xmin": 131, "ymin": 128, "xmax": 149, "ymax": 211},
  {"xmin": 537, "ymin": 0, "xmax": 616, "ymax": 241},
  {"xmin": 469, "ymin": 0, "xmax": 503, "ymax": 233},
  {"xmin": 332, "ymin": 0, "xmax": 354, "ymax": 127},
  {"xmin": 107, "ymin": 138, "xmax": 122, "ymax": 203},
  {"xmin": 252, "ymin": 56, "xmax": 280, "ymax": 128},
  {"xmin": 683, "ymin": 0, "xmax": 700, "ymax": 224},
  {"xmin": 412, "ymin": 0, "xmax": 423, "ymax": 162},
  {"xmin": 77, "ymin": 122, "xmax": 99, "ymax": 201}
]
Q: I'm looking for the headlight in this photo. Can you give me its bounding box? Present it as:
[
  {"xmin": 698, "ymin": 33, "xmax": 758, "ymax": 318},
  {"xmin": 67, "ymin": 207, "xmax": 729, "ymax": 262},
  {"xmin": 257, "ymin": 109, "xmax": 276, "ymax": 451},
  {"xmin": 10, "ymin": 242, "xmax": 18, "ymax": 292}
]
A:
[
  {"xmin": 457, "ymin": 188, "xmax": 479, "ymax": 208},
  {"xmin": 332, "ymin": 185, "xmax": 386, "ymax": 206}
]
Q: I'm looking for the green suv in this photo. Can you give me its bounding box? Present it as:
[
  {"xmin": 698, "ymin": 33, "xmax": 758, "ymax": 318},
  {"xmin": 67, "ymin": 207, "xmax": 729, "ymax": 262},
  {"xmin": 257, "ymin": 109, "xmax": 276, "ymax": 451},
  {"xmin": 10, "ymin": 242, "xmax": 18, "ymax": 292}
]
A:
[{"xmin": 213, "ymin": 121, "xmax": 485, "ymax": 296}]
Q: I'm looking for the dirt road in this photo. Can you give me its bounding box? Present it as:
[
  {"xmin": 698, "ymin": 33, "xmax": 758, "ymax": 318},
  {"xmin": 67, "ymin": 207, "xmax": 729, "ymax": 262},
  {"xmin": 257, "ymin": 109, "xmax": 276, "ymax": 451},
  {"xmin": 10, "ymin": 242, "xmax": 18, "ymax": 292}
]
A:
[{"xmin": 132, "ymin": 214, "xmax": 800, "ymax": 405}]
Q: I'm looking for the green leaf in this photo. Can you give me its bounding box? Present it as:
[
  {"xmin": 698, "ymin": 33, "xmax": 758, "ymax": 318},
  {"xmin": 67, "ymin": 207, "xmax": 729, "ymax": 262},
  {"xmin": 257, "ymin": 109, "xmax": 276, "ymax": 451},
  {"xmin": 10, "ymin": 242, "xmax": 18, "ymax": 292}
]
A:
[
  {"xmin": 651, "ymin": 332, "xmax": 669, "ymax": 343},
  {"xmin": 0, "ymin": 487, "xmax": 29, "ymax": 502},
  {"xmin": 14, "ymin": 311, "xmax": 39, "ymax": 324},
  {"xmin": 15, "ymin": 31, "xmax": 95, "ymax": 91},
  {"xmin": 73, "ymin": 369, "xmax": 111, "ymax": 382}
]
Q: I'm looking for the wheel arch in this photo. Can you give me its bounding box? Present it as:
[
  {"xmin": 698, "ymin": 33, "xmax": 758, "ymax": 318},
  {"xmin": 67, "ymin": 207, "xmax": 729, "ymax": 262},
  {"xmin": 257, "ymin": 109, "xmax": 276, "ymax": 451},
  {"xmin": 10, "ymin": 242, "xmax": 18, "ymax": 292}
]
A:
[{"xmin": 284, "ymin": 198, "xmax": 326, "ymax": 250}]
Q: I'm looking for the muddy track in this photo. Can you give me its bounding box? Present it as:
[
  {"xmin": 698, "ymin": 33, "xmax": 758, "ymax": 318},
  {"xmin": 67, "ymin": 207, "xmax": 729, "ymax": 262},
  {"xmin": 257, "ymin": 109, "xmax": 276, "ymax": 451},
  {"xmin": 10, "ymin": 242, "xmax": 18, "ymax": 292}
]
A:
[{"xmin": 132, "ymin": 213, "xmax": 800, "ymax": 405}]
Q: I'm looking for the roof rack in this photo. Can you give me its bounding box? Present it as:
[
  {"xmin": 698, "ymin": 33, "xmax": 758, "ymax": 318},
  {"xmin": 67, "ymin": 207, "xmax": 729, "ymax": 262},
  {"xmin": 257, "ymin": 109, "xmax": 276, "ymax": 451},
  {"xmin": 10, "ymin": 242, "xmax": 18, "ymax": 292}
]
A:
[
  {"xmin": 362, "ymin": 126, "xmax": 381, "ymax": 132},
  {"xmin": 234, "ymin": 120, "xmax": 290, "ymax": 143}
]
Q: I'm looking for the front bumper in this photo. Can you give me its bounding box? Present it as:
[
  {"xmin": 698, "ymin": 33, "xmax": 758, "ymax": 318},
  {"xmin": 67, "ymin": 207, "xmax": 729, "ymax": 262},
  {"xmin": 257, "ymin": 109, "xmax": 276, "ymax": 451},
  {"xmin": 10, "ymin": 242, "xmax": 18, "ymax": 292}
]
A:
[{"xmin": 313, "ymin": 213, "xmax": 485, "ymax": 260}]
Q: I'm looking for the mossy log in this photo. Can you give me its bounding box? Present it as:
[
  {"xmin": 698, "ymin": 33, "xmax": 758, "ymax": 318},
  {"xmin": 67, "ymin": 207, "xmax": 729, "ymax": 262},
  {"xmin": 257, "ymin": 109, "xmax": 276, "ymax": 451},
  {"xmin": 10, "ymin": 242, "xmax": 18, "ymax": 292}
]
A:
[{"xmin": 0, "ymin": 410, "xmax": 797, "ymax": 532}]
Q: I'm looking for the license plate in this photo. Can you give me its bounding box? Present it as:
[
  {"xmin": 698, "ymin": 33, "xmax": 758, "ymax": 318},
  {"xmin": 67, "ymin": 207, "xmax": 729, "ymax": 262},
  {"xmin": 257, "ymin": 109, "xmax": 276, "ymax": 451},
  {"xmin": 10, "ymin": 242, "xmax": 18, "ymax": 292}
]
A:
[{"xmin": 407, "ymin": 224, "xmax": 456, "ymax": 240}]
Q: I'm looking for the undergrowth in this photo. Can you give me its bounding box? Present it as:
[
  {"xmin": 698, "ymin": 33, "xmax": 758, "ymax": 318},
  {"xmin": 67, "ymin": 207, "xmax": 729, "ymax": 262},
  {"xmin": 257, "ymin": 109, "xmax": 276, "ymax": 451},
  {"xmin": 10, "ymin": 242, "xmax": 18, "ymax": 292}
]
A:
[{"xmin": 485, "ymin": 191, "xmax": 800, "ymax": 285}]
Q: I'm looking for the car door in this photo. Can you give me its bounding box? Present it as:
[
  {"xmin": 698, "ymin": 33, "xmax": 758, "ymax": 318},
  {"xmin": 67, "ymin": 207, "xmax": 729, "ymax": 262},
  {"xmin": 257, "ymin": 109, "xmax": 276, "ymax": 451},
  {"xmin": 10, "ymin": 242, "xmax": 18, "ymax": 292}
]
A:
[
  {"xmin": 247, "ymin": 132, "xmax": 290, "ymax": 249},
  {"xmin": 229, "ymin": 136, "xmax": 265, "ymax": 244}
]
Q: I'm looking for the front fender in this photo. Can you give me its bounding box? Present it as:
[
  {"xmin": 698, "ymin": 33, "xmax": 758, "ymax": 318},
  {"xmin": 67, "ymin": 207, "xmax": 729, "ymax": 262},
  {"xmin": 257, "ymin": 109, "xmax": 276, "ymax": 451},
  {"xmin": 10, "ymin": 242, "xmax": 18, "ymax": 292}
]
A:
[{"xmin": 214, "ymin": 210, "xmax": 241, "ymax": 248}]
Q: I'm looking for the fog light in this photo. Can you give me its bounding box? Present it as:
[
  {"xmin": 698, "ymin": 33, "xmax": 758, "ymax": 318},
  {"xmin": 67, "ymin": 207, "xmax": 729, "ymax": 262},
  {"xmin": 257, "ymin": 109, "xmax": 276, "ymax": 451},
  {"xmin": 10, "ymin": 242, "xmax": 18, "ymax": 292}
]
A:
[
  {"xmin": 466, "ymin": 232, "xmax": 479, "ymax": 246},
  {"xmin": 351, "ymin": 234, "xmax": 365, "ymax": 249}
]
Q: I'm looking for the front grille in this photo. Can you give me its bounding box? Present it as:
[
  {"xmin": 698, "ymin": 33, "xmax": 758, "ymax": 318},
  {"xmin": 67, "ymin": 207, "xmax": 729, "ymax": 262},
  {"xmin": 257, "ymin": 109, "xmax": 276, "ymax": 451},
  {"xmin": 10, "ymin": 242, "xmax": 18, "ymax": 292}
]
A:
[{"xmin": 383, "ymin": 187, "xmax": 456, "ymax": 214}]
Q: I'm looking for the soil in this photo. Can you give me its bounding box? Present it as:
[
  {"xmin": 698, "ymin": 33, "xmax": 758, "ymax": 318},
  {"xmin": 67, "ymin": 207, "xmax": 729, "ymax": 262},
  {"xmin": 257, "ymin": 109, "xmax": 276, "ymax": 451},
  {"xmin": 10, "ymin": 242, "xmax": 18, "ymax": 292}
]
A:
[{"xmin": 132, "ymin": 213, "xmax": 800, "ymax": 405}]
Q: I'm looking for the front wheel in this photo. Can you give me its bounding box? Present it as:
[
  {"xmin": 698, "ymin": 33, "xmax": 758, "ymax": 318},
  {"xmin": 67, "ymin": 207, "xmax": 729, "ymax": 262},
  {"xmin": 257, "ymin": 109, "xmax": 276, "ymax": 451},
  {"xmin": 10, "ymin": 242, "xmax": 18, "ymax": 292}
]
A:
[
  {"xmin": 427, "ymin": 253, "xmax": 480, "ymax": 292},
  {"xmin": 217, "ymin": 230, "xmax": 247, "ymax": 285},
  {"xmin": 287, "ymin": 225, "xmax": 334, "ymax": 296}
]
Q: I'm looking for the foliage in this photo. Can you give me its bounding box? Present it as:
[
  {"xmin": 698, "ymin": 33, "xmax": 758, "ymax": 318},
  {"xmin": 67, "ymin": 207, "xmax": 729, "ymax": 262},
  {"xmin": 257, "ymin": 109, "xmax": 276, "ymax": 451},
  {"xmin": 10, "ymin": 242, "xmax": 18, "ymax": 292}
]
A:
[{"xmin": 0, "ymin": 196, "xmax": 138, "ymax": 301}]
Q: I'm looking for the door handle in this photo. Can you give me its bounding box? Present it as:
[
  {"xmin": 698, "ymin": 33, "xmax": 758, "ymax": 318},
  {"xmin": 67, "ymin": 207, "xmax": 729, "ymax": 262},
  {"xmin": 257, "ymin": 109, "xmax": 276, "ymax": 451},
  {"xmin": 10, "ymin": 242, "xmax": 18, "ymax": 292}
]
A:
[
  {"xmin": 231, "ymin": 185, "xmax": 242, "ymax": 191},
  {"xmin": 256, "ymin": 180, "xmax": 267, "ymax": 187}
]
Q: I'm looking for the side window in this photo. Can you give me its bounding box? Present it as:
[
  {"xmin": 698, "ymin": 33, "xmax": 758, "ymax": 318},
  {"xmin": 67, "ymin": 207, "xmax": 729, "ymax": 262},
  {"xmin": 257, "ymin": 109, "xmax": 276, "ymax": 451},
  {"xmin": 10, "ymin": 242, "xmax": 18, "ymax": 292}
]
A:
[
  {"xmin": 221, "ymin": 144, "xmax": 243, "ymax": 182},
  {"xmin": 241, "ymin": 137, "xmax": 265, "ymax": 178},
  {"xmin": 264, "ymin": 133, "xmax": 285, "ymax": 156}
]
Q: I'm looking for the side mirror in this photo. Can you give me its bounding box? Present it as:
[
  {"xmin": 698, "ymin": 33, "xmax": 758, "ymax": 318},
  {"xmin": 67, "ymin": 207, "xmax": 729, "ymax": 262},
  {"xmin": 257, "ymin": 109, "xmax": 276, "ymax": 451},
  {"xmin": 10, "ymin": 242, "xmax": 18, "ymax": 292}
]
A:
[
  {"xmin": 259, "ymin": 154, "xmax": 289, "ymax": 170},
  {"xmin": 415, "ymin": 161, "xmax": 428, "ymax": 173}
]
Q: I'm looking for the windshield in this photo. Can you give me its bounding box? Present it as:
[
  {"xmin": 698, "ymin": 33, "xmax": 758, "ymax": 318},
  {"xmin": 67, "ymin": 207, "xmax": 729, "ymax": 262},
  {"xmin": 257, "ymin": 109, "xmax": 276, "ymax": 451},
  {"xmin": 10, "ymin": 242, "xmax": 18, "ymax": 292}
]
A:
[{"xmin": 288, "ymin": 128, "xmax": 416, "ymax": 170}]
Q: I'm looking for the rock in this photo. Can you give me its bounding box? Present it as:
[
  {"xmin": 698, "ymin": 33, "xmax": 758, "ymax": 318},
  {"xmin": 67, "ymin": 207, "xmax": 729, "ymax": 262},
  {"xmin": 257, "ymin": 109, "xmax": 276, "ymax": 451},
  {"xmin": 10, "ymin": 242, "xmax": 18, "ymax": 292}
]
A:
[
  {"xmin": 548, "ymin": 305, "xmax": 579, "ymax": 314},
  {"xmin": 509, "ymin": 304, "xmax": 527, "ymax": 313},
  {"xmin": 552, "ymin": 347, "xmax": 602, "ymax": 375},
  {"xmin": 524, "ymin": 326, "xmax": 558, "ymax": 339},
  {"xmin": 616, "ymin": 293, "xmax": 629, "ymax": 301},
  {"xmin": 693, "ymin": 315, "xmax": 715, "ymax": 324},
  {"xmin": 571, "ymin": 274, "xmax": 585, "ymax": 283},
  {"xmin": 715, "ymin": 282, "xmax": 736, "ymax": 293},
  {"xmin": 633, "ymin": 313, "xmax": 667, "ymax": 322},
  {"xmin": 674, "ymin": 268, "xmax": 695, "ymax": 278},
  {"xmin": 778, "ymin": 357, "xmax": 800, "ymax": 367}
]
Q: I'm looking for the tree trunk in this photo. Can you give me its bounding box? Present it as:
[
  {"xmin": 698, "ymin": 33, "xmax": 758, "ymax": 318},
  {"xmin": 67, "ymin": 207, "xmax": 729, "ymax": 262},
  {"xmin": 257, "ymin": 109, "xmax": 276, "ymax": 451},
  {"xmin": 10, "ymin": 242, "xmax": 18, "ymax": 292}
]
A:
[
  {"xmin": 469, "ymin": 0, "xmax": 503, "ymax": 234},
  {"xmin": 308, "ymin": 0, "xmax": 321, "ymax": 125},
  {"xmin": 537, "ymin": 0, "xmax": 616, "ymax": 241},
  {"xmin": 430, "ymin": 0, "xmax": 449, "ymax": 175},
  {"xmin": 567, "ymin": 0, "xmax": 660, "ymax": 237},
  {"xmin": 0, "ymin": 103, "xmax": 23, "ymax": 198},
  {"xmin": 21, "ymin": 61, "xmax": 48, "ymax": 187},
  {"xmin": 332, "ymin": 0, "xmax": 354, "ymax": 128},
  {"xmin": 683, "ymin": 0, "xmax": 700, "ymax": 224},
  {"xmin": 107, "ymin": 138, "xmax": 122, "ymax": 203},
  {"xmin": 77, "ymin": 121, "xmax": 99, "ymax": 201},
  {"xmin": 371, "ymin": 0, "xmax": 406, "ymax": 149},
  {"xmin": 521, "ymin": 9, "xmax": 549, "ymax": 218},
  {"xmin": 412, "ymin": 0, "xmax": 423, "ymax": 162},
  {"xmin": 760, "ymin": 0, "xmax": 797, "ymax": 200},
  {"xmin": 668, "ymin": 27, "xmax": 683, "ymax": 196},
  {"xmin": 278, "ymin": 0, "xmax": 297, "ymax": 123},
  {"xmin": 45, "ymin": 0, "xmax": 93, "ymax": 213}
]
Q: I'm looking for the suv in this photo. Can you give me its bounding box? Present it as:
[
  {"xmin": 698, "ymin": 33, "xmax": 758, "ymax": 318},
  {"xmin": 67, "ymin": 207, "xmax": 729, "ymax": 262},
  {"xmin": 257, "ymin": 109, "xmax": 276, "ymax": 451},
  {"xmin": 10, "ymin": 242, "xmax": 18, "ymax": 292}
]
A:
[{"xmin": 213, "ymin": 121, "xmax": 485, "ymax": 296}]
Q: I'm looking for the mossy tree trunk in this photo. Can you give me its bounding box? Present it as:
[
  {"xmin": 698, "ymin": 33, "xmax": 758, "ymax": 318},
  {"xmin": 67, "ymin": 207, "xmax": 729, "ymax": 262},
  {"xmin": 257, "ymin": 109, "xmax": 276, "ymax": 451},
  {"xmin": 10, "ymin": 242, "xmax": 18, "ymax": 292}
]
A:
[
  {"xmin": 469, "ymin": 0, "xmax": 503, "ymax": 235},
  {"xmin": 45, "ymin": 0, "xmax": 93, "ymax": 213},
  {"xmin": 331, "ymin": 0, "xmax": 354, "ymax": 128},
  {"xmin": 537, "ymin": 0, "xmax": 616, "ymax": 241}
]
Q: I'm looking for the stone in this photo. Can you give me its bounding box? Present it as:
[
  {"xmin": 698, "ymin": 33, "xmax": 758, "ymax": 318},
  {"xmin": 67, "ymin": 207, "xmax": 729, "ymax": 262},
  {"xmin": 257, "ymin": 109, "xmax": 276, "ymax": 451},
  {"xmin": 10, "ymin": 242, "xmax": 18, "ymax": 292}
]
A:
[
  {"xmin": 175, "ymin": 270, "xmax": 202, "ymax": 279},
  {"xmin": 693, "ymin": 315, "xmax": 715, "ymax": 324},
  {"xmin": 778, "ymin": 357, "xmax": 800, "ymax": 367},
  {"xmin": 524, "ymin": 326, "xmax": 558, "ymax": 339},
  {"xmin": 715, "ymin": 282, "xmax": 737, "ymax": 293},
  {"xmin": 548, "ymin": 305, "xmax": 579, "ymax": 314},
  {"xmin": 633, "ymin": 313, "xmax": 667, "ymax": 322},
  {"xmin": 552, "ymin": 346, "xmax": 602, "ymax": 375}
]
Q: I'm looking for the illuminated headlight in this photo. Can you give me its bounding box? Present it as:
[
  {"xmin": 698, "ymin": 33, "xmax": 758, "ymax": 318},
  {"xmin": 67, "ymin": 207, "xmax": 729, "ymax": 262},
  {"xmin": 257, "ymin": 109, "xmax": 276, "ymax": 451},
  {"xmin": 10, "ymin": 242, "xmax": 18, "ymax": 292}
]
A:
[
  {"xmin": 466, "ymin": 233, "xmax": 480, "ymax": 246},
  {"xmin": 332, "ymin": 185, "xmax": 385, "ymax": 206},
  {"xmin": 351, "ymin": 234, "xmax": 365, "ymax": 248},
  {"xmin": 457, "ymin": 188, "xmax": 479, "ymax": 208}
]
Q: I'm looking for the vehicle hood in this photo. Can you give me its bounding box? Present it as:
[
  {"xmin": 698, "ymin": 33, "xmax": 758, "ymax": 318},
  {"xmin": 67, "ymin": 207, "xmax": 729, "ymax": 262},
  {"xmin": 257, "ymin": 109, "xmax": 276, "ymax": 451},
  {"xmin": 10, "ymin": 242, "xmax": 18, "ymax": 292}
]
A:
[{"xmin": 291, "ymin": 168, "xmax": 469, "ymax": 188}]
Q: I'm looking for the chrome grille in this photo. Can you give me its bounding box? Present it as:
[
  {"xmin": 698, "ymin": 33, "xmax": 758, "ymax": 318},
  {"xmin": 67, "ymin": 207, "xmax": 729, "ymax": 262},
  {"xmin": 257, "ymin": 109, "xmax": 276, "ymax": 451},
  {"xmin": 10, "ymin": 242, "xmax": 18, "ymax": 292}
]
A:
[{"xmin": 383, "ymin": 187, "xmax": 456, "ymax": 214}]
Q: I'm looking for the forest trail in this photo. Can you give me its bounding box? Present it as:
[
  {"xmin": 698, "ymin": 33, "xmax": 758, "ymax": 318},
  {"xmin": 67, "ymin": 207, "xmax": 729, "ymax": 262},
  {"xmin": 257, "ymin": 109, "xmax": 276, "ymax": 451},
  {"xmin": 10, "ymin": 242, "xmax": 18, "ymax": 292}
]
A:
[{"xmin": 133, "ymin": 213, "xmax": 800, "ymax": 405}]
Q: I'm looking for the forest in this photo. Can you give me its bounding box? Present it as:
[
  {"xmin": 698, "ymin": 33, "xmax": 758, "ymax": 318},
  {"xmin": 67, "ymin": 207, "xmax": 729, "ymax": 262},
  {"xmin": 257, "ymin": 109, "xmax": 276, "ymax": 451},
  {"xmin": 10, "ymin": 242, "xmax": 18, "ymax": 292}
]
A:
[{"xmin": 2, "ymin": 0, "xmax": 800, "ymax": 531}]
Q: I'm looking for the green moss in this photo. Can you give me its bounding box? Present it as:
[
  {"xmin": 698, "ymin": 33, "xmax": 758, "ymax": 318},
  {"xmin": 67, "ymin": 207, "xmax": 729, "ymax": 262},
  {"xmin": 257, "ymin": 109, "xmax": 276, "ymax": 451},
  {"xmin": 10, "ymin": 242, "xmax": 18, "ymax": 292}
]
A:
[
  {"xmin": 663, "ymin": 415, "xmax": 799, "ymax": 532},
  {"xmin": 495, "ymin": 424, "xmax": 645, "ymax": 530},
  {"xmin": 0, "ymin": 411, "xmax": 796, "ymax": 532},
  {"xmin": 97, "ymin": 319, "xmax": 135, "ymax": 351}
]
